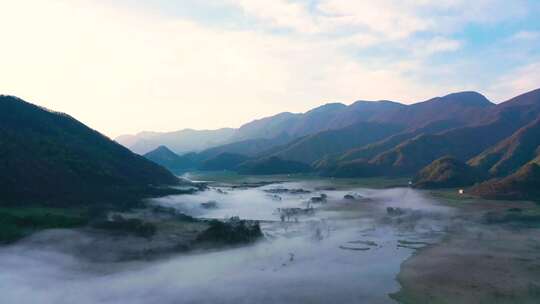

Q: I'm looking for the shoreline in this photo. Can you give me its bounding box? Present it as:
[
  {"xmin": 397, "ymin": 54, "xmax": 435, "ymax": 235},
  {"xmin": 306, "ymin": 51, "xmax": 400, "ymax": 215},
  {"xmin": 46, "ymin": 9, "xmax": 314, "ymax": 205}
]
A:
[{"xmin": 391, "ymin": 191, "xmax": 540, "ymax": 304}]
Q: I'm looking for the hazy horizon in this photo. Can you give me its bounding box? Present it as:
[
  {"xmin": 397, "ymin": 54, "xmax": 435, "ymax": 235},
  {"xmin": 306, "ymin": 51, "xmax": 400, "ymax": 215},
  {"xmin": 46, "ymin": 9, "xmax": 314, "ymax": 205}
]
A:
[{"xmin": 2, "ymin": 0, "xmax": 539, "ymax": 137}]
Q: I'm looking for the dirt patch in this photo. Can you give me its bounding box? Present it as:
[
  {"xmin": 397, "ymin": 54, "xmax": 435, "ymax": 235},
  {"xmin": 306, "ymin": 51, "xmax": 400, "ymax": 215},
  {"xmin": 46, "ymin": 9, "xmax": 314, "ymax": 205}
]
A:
[{"xmin": 392, "ymin": 199, "xmax": 540, "ymax": 304}]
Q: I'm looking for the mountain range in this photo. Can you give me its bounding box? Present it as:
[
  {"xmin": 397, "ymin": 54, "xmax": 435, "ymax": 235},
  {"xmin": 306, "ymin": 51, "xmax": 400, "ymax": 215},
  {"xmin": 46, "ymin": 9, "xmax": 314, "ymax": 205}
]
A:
[
  {"xmin": 116, "ymin": 97, "xmax": 430, "ymax": 155},
  {"xmin": 116, "ymin": 128, "xmax": 235, "ymax": 155},
  {"xmin": 137, "ymin": 88, "xmax": 540, "ymax": 200},
  {"xmin": 2, "ymin": 87, "xmax": 537, "ymax": 205}
]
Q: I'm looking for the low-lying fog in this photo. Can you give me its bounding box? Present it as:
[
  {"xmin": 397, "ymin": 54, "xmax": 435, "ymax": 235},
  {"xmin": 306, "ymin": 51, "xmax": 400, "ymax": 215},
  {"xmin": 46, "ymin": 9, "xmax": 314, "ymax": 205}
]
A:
[{"xmin": 0, "ymin": 180, "xmax": 455, "ymax": 304}]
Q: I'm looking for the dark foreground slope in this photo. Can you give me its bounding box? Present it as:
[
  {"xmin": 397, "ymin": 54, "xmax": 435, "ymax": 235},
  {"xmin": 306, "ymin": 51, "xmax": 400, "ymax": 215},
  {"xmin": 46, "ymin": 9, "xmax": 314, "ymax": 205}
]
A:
[{"xmin": 0, "ymin": 96, "xmax": 179, "ymax": 206}]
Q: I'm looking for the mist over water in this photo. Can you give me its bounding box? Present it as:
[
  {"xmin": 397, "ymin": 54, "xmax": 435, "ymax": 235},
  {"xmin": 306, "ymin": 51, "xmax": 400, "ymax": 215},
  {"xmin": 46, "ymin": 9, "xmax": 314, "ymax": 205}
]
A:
[
  {"xmin": 0, "ymin": 180, "xmax": 455, "ymax": 304},
  {"xmin": 154, "ymin": 180, "xmax": 450, "ymax": 220}
]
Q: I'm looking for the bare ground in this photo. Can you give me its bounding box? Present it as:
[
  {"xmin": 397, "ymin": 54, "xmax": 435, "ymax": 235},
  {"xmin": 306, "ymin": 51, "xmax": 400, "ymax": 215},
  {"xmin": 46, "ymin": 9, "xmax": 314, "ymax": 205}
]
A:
[{"xmin": 392, "ymin": 198, "xmax": 540, "ymax": 304}]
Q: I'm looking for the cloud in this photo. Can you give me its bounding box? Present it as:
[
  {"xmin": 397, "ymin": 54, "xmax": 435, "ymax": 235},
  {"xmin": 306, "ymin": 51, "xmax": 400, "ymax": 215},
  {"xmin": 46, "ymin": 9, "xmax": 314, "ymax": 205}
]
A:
[
  {"xmin": 510, "ymin": 30, "xmax": 540, "ymax": 42},
  {"xmin": 415, "ymin": 36, "xmax": 462, "ymax": 56},
  {"xmin": 0, "ymin": 0, "xmax": 455, "ymax": 136},
  {"xmin": 227, "ymin": 0, "xmax": 530, "ymax": 41},
  {"xmin": 316, "ymin": 0, "xmax": 431, "ymax": 40},
  {"xmin": 0, "ymin": 0, "xmax": 536, "ymax": 136},
  {"xmin": 226, "ymin": 0, "xmax": 320, "ymax": 33},
  {"xmin": 487, "ymin": 62, "xmax": 540, "ymax": 102}
]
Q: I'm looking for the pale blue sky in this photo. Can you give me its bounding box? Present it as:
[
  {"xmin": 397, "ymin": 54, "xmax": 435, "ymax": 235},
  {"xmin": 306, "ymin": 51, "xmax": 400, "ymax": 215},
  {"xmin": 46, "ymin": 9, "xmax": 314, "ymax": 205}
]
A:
[{"xmin": 1, "ymin": 0, "xmax": 539, "ymax": 136}]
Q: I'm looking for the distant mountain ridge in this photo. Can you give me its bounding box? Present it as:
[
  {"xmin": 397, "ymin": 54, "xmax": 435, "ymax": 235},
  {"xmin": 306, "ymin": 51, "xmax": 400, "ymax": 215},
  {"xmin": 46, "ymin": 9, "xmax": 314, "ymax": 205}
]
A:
[
  {"xmin": 143, "ymin": 145, "xmax": 189, "ymax": 174},
  {"xmin": 370, "ymin": 91, "xmax": 492, "ymax": 129},
  {"xmin": 116, "ymin": 98, "xmax": 406, "ymax": 154},
  {"xmin": 122, "ymin": 91, "xmax": 493, "ymax": 157},
  {"xmin": 322, "ymin": 89, "xmax": 539, "ymax": 178},
  {"xmin": 469, "ymin": 117, "xmax": 540, "ymax": 177},
  {"xmin": 138, "ymin": 88, "xmax": 540, "ymax": 199},
  {"xmin": 266, "ymin": 121, "xmax": 404, "ymax": 164},
  {"xmin": 116, "ymin": 128, "xmax": 235, "ymax": 154}
]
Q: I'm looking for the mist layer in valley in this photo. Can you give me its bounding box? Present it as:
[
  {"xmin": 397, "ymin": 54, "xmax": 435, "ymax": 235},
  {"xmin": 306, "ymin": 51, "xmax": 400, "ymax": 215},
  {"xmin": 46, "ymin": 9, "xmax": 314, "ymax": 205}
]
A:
[
  {"xmin": 0, "ymin": 177, "xmax": 451, "ymax": 304},
  {"xmin": 1, "ymin": 176, "xmax": 539, "ymax": 304}
]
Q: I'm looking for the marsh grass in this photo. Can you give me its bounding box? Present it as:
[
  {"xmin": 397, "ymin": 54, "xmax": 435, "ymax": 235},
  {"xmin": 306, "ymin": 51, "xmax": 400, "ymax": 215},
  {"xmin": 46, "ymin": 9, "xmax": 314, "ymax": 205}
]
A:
[
  {"xmin": 0, "ymin": 207, "xmax": 88, "ymax": 243},
  {"xmin": 186, "ymin": 171, "xmax": 410, "ymax": 189}
]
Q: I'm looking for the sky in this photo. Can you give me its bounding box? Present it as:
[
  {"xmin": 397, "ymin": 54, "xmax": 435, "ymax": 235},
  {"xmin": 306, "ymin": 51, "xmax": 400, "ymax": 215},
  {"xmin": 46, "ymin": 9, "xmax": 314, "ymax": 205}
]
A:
[{"xmin": 1, "ymin": 0, "xmax": 539, "ymax": 137}]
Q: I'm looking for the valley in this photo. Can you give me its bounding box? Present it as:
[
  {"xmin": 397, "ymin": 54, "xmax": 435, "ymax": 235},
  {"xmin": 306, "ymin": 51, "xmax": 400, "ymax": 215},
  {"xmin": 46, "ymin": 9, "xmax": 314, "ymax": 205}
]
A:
[
  {"xmin": 1, "ymin": 93, "xmax": 539, "ymax": 303},
  {"xmin": 3, "ymin": 2, "xmax": 539, "ymax": 303},
  {"xmin": 2, "ymin": 173, "xmax": 540, "ymax": 303}
]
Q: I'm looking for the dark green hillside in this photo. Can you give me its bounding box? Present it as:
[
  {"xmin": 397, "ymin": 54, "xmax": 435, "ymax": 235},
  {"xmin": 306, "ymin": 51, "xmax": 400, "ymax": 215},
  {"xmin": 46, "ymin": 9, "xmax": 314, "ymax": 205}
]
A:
[
  {"xmin": 413, "ymin": 156, "xmax": 484, "ymax": 189},
  {"xmin": 143, "ymin": 145, "xmax": 202, "ymax": 174},
  {"xmin": 470, "ymin": 162, "xmax": 540, "ymax": 201},
  {"xmin": 370, "ymin": 113, "xmax": 527, "ymax": 175},
  {"xmin": 468, "ymin": 117, "xmax": 540, "ymax": 177},
  {"xmin": 143, "ymin": 135, "xmax": 292, "ymax": 174},
  {"xmin": 237, "ymin": 156, "xmax": 312, "ymax": 175},
  {"xmin": 270, "ymin": 122, "xmax": 404, "ymax": 164},
  {"xmin": 0, "ymin": 96, "xmax": 179, "ymax": 206},
  {"xmin": 324, "ymin": 117, "xmax": 518, "ymax": 178},
  {"xmin": 316, "ymin": 158, "xmax": 383, "ymax": 178},
  {"xmin": 200, "ymin": 153, "xmax": 250, "ymax": 171},
  {"xmin": 370, "ymin": 89, "xmax": 540, "ymax": 175},
  {"xmin": 144, "ymin": 145, "xmax": 182, "ymax": 169},
  {"xmin": 325, "ymin": 88, "xmax": 540, "ymax": 178},
  {"xmin": 337, "ymin": 120, "xmax": 461, "ymax": 162},
  {"xmin": 198, "ymin": 134, "xmax": 291, "ymax": 159},
  {"xmin": 0, "ymin": 207, "xmax": 88, "ymax": 243}
]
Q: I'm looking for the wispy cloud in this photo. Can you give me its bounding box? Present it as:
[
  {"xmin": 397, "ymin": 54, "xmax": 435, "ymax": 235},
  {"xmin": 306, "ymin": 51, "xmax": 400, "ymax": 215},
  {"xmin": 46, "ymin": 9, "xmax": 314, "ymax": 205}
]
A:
[
  {"xmin": 510, "ymin": 30, "xmax": 540, "ymax": 42},
  {"xmin": 227, "ymin": 0, "xmax": 320, "ymax": 33},
  {"xmin": 487, "ymin": 62, "xmax": 540, "ymax": 102},
  {"xmin": 0, "ymin": 0, "xmax": 538, "ymax": 136}
]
